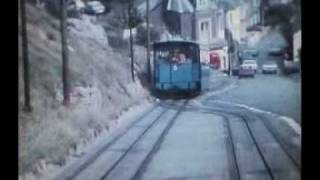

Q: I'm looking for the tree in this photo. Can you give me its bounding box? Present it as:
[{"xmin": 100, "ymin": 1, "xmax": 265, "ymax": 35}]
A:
[
  {"xmin": 60, "ymin": 0, "xmax": 71, "ymax": 106},
  {"xmin": 264, "ymin": 1, "xmax": 301, "ymax": 74},
  {"xmin": 20, "ymin": 0, "xmax": 32, "ymax": 112}
]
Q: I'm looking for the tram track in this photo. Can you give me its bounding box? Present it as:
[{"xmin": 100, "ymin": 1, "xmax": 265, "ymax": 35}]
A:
[
  {"xmin": 55, "ymin": 99, "xmax": 189, "ymax": 180},
  {"xmin": 221, "ymin": 115, "xmax": 241, "ymax": 180},
  {"xmin": 130, "ymin": 100, "xmax": 188, "ymax": 180},
  {"xmin": 54, "ymin": 98, "xmax": 299, "ymax": 180},
  {"xmin": 256, "ymin": 113, "xmax": 300, "ymax": 169},
  {"xmin": 183, "ymin": 102, "xmax": 300, "ymax": 180},
  {"xmin": 226, "ymin": 113, "xmax": 299, "ymax": 179},
  {"xmin": 55, "ymin": 101, "xmax": 166, "ymax": 180},
  {"xmin": 239, "ymin": 114, "xmax": 275, "ymax": 180},
  {"xmin": 100, "ymin": 100, "xmax": 188, "ymax": 180}
]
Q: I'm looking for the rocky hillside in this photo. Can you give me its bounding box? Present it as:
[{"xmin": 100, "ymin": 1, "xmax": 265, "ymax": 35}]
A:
[{"xmin": 19, "ymin": 3, "xmax": 151, "ymax": 179}]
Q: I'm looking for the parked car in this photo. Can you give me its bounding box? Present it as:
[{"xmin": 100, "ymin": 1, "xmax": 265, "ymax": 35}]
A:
[
  {"xmin": 67, "ymin": 0, "xmax": 85, "ymax": 18},
  {"xmin": 239, "ymin": 49, "xmax": 259, "ymax": 64},
  {"xmin": 268, "ymin": 47, "xmax": 283, "ymax": 56},
  {"xmin": 262, "ymin": 61, "xmax": 278, "ymax": 74},
  {"xmin": 232, "ymin": 67, "xmax": 240, "ymax": 76},
  {"xmin": 84, "ymin": 1, "xmax": 105, "ymax": 15},
  {"xmin": 284, "ymin": 60, "xmax": 300, "ymax": 74},
  {"xmin": 238, "ymin": 64, "xmax": 255, "ymax": 78},
  {"xmin": 241, "ymin": 59, "xmax": 258, "ymax": 73}
]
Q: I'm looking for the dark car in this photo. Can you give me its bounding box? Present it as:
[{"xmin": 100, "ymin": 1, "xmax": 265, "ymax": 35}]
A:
[
  {"xmin": 268, "ymin": 48, "xmax": 283, "ymax": 56},
  {"xmin": 239, "ymin": 49, "xmax": 259, "ymax": 63}
]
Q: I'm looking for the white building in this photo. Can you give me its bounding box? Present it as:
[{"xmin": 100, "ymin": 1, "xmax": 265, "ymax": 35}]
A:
[
  {"xmin": 226, "ymin": 6, "xmax": 242, "ymax": 43},
  {"xmin": 293, "ymin": 30, "xmax": 301, "ymax": 62}
]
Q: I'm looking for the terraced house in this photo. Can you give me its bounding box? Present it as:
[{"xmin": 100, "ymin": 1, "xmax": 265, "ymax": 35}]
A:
[{"xmin": 163, "ymin": 0, "xmax": 229, "ymax": 71}]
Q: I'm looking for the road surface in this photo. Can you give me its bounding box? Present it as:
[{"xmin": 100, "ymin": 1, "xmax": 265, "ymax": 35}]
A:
[{"xmin": 51, "ymin": 67, "xmax": 301, "ymax": 180}]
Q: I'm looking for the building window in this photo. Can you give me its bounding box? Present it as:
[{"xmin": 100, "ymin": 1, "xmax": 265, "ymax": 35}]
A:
[
  {"xmin": 198, "ymin": 0, "xmax": 207, "ymax": 8},
  {"xmin": 201, "ymin": 21, "xmax": 209, "ymax": 31},
  {"xmin": 212, "ymin": 18, "xmax": 217, "ymax": 38},
  {"xmin": 220, "ymin": 15, "xmax": 224, "ymax": 30}
]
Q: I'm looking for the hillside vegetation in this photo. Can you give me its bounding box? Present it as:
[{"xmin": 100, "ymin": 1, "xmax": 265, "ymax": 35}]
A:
[{"xmin": 19, "ymin": 3, "xmax": 151, "ymax": 179}]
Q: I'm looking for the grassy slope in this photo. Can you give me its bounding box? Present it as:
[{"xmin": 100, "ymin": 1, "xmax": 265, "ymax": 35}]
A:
[{"xmin": 19, "ymin": 3, "xmax": 150, "ymax": 177}]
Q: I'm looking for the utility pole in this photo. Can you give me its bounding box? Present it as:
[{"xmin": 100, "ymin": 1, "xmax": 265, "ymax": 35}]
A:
[
  {"xmin": 146, "ymin": 0, "xmax": 151, "ymax": 83},
  {"xmin": 20, "ymin": 0, "xmax": 32, "ymax": 112},
  {"xmin": 60, "ymin": 0, "xmax": 70, "ymax": 106},
  {"xmin": 128, "ymin": 0, "xmax": 135, "ymax": 81},
  {"xmin": 224, "ymin": 10, "xmax": 232, "ymax": 77},
  {"xmin": 260, "ymin": 0, "xmax": 264, "ymax": 26}
]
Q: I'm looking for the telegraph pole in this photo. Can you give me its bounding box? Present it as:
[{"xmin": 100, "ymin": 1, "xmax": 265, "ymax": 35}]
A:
[
  {"xmin": 260, "ymin": 1, "xmax": 264, "ymax": 26},
  {"xmin": 60, "ymin": 0, "xmax": 70, "ymax": 106},
  {"xmin": 224, "ymin": 10, "xmax": 232, "ymax": 77},
  {"xmin": 20, "ymin": 0, "xmax": 32, "ymax": 112},
  {"xmin": 129, "ymin": 0, "xmax": 135, "ymax": 81},
  {"xmin": 146, "ymin": 0, "xmax": 151, "ymax": 83}
]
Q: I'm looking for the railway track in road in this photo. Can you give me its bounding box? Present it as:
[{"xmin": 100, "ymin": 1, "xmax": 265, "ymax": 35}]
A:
[
  {"xmin": 55, "ymin": 99, "xmax": 189, "ymax": 180},
  {"xmin": 254, "ymin": 113, "xmax": 301, "ymax": 170},
  {"xmin": 217, "ymin": 111, "xmax": 274, "ymax": 180},
  {"xmin": 221, "ymin": 115, "xmax": 241, "ymax": 180},
  {"xmin": 54, "ymin": 101, "xmax": 165, "ymax": 180},
  {"xmin": 130, "ymin": 100, "xmax": 188, "ymax": 180},
  {"xmin": 54, "ymin": 98, "xmax": 299, "ymax": 180},
  {"xmin": 186, "ymin": 102, "xmax": 300, "ymax": 180}
]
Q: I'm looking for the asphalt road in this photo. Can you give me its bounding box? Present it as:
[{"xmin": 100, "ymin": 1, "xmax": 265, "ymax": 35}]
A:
[
  {"xmin": 210, "ymin": 73, "xmax": 301, "ymax": 124},
  {"xmin": 52, "ymin": 67, "xmax": 301, "ymax": 180}
]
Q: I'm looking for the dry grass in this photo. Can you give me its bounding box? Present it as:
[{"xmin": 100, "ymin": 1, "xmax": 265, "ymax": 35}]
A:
[{"xmin": 19, "ymin": 3, "xmax": 150, "ymax": 177}]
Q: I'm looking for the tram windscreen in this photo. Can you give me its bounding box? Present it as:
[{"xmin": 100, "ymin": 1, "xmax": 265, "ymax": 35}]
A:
[{"xmin": 154, "ymin": 44, "xmax": 199, "ymax": 64}]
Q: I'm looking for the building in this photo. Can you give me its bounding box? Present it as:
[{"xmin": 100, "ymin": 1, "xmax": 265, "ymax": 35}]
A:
[
  {"xmin": 293, "ymin": 29, "xmax": 301, "ymax": 62},
  {"xmin": 226, "ymin": 5, "xmax": 241, "ymax": 43},
  {"xmin": 135, "ymin": 0, "xmax": 230, "ymax": 72},
  {"xmin": 190, "ymin": 0, "xmax": 229, "ymax": 71},
  {"xmin": 246, "ymin": 0, "xmax": 262, "ymax": 29},
  {"xmin": 135, "ymin": 0, "xmax": 167, "ymax": 31}
]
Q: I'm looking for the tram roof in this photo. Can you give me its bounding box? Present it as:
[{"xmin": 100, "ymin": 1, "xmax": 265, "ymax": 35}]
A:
[{"xmin": 152, "ymin": 40, "xmax": 199, "ymax": 48}]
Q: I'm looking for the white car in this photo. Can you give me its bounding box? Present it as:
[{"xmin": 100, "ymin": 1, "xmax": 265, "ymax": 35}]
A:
[
  {"xmin": 68, "ymin": 0, "xmax": 85, "ymax": 10},
  {"xmin": 242, "ymin": 60, "xmax": 258, "ymax": 73},
  {"xmin": 238, "ymin": 64, "xmax": 255, "ymax": 78},
  {"xmin": 262, "ymin": 61, "xmax": 278, "ymax": 74},
  {"xmin": 85, "ymin": 1, "xmax": 105, "ymax": 15}
]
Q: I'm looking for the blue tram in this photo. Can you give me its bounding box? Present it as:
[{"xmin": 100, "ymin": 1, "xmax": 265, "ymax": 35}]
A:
[{"xmin": 152, "ymin": 40, "xmax": 201, "ymax": 94}]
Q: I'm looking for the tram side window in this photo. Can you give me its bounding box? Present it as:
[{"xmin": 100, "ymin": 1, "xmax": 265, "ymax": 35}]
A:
[
  {"xmin": 155, "ymin": 45, "xmax": 199, "ymax": 64},
  {"xmin": 156, "ymin": 49, "xmax": 170, "ymax": 63},
  {"xmin": 185, "ymin": 45, "xmax": 198, "ymax": 63}
]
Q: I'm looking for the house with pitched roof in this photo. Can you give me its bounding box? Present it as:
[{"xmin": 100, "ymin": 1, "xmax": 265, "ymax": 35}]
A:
[{"xmin": 134, "ymin": 0, "xmax": 230, "ymax": 71}]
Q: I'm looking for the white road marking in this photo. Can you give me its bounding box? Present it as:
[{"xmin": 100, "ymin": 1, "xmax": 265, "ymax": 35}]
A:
[
  {"xmin": 279, "ymin": 116, "xmax": 301, "ymax": 136},
  {"xmin": 214, "ymin": 100, "xmax": 301, "ymax": 136}
]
